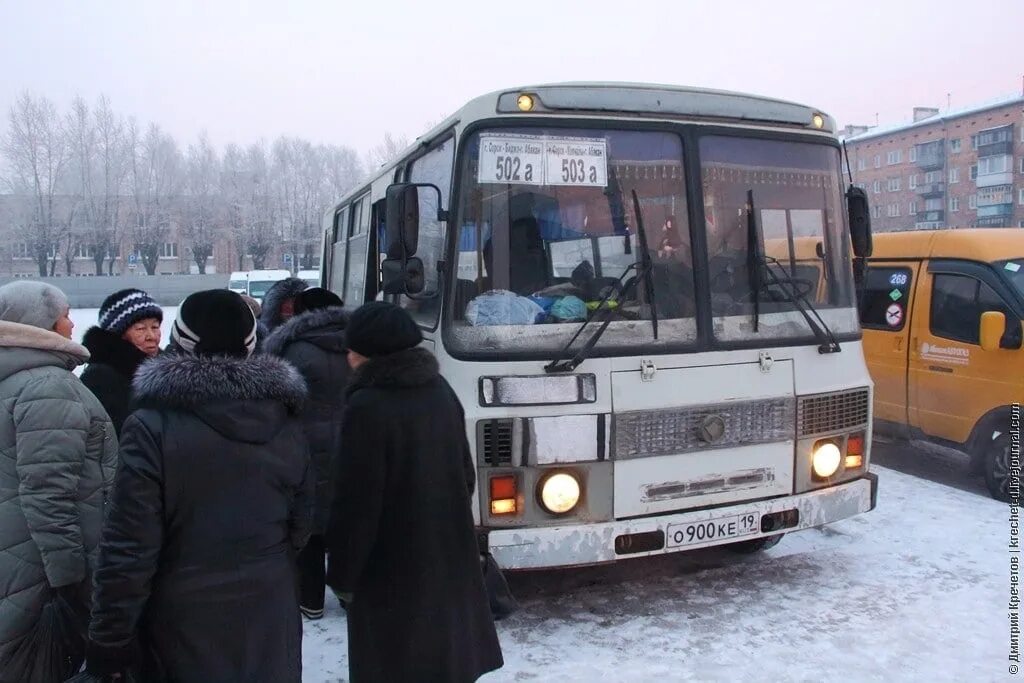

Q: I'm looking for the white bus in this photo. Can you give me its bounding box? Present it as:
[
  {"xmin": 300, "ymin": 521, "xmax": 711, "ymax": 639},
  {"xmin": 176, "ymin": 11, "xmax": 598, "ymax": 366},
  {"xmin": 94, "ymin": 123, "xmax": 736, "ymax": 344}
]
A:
[{"xmin": 322, "ymin": 83, "xmax": 878, "ymax": 570}]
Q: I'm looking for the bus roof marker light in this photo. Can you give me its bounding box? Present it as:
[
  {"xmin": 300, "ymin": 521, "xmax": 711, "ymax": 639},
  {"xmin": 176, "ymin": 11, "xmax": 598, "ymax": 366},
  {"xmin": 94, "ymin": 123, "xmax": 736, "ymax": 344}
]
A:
[
  {"xmin": 517, "ymin": 94, "xmax": 535, "ymax": 112},
  {"xmin": 812, "ymin": 113, "xmax": 825, "ymax": 129}
]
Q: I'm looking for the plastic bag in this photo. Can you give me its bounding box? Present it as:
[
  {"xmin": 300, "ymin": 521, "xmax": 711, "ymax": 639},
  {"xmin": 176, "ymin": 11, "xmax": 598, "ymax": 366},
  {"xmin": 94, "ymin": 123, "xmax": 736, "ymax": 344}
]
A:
[
  {"xmin": 2, "ymin": 594, "xmax": 85, "ymax": 683},
  {"xmin": 550, "ymin": 296, "xmax": 588, "ymax": 322},
  {"xmin": 465, "ymin": 290, "xmax": 543, "ymax": 326},
  {"xmin": 480, "ymin": 553, "xmax": 519, "ymax": 621}
]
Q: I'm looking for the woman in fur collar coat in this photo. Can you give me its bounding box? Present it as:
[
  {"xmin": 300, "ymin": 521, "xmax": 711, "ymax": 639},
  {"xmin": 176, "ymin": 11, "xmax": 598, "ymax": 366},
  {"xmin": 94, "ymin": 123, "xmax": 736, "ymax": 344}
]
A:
[
  {"xmin": 80, "ymin": 288, "xmax": 163, "ymax": 436},
  {"xmin": 262, "ymin": 287, "xmax": 349, "ymax": 620},
  {"xmin": 85, "ymin": 290, "xmax": 314, "ymax": 683},
  {"xmin": 326, "ymin": 302, "xmax": 502, "ymax": 683}
]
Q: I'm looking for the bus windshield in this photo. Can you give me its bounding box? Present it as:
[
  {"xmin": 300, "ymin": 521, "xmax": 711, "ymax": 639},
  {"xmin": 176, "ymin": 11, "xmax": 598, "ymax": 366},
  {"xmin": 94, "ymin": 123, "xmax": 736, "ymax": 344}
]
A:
[
  {"xmin": 449, "ymin": 127, "xmax": 694, "ymax": 356},
  {"xmin": 997, "ymin": 258, "xmax": 1024, "ymax": 300},
  {"xmin": 448, "ymin": 127, "xmax": 858, "ymax": 357}
]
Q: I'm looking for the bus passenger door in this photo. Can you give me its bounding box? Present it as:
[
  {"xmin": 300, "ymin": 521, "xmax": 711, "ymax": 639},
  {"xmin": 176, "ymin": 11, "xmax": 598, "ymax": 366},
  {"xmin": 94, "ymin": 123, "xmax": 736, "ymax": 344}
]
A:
[
  {"xmin": 328, "ymin": 206, "xmax": 349, "ymax": 299},
  {"xmin": 858, "ymin": 261, "xmax": 918, "ymax": 431}
]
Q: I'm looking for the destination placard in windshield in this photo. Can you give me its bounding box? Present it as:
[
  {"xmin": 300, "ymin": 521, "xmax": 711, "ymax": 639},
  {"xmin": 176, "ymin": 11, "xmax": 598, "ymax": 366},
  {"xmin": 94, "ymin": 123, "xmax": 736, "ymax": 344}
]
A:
[{"xmin": 477, "ymin": 133, "xmax": 607, "ymax": 187}]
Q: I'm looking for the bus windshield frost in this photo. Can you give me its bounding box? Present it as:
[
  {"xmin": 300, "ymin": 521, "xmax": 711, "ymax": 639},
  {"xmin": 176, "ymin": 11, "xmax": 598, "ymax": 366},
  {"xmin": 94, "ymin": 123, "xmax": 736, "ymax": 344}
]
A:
[{"xmin": 327, "ymin": 84, "xmax": 878, "ymax": 570}]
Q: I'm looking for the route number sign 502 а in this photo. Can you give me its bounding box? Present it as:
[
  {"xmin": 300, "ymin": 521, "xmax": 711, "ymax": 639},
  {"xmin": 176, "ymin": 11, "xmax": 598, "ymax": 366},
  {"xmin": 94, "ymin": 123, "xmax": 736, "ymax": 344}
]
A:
[{"xmin": 478, "ymin": 134, "xmax": 608, "ymax": 188}]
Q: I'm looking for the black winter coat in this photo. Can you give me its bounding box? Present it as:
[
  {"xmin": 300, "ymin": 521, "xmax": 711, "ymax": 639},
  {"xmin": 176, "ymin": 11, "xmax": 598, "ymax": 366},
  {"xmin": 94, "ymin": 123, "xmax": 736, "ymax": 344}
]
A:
[
  {"xmin": 86, "ymin": 353, "xmax": 313, "ymax": 683},
  {"xmin": 326, "ymin": 347, "xmax": 503, "ymax": 683},
  {"xmin": 79, "ymin": 327, "xmax": 149, "ymax": 436},
  {"xmin": 262, "ymin": 306, "xmax": 350, "ymax": 534},
  {"xmin": 259, "ymin": 278, "xmax": 308, "ymax": 333}
]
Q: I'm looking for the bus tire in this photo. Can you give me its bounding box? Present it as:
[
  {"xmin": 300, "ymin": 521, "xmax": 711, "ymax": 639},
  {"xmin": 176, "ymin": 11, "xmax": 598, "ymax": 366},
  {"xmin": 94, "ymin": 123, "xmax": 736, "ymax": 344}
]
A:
[
  {"xmin": 983, "ymin": 433, "xmax": 1015, "ymax": 503},
  {"xmin": 725, "ymin": 534, "xmax": 784, "ymax": 554}
]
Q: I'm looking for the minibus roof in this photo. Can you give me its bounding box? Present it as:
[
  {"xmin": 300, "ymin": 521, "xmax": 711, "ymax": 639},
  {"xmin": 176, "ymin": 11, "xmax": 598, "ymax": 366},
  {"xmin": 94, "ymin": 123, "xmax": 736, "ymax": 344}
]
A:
[{"xmin": 871, "ymin": 229, "xmax": 1024, "ymax": 262}]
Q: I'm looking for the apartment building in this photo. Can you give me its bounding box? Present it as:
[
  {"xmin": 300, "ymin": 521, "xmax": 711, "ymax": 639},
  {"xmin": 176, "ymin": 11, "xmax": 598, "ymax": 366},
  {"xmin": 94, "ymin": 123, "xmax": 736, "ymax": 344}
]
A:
[{"xmin": 843, "ymin": 94, "xmax": 1024, "ymax": 232}]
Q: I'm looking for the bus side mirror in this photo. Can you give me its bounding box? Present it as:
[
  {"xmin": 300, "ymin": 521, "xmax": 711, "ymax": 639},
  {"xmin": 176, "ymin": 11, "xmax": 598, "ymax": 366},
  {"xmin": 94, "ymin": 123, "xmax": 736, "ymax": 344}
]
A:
[
  {"xmin": 381, "ymin": 256, "xmax": 425, "ymax": 295},
  {"xmin": 846, "ymin": 185, "xmax": 873, "ymax": 258},
  {"xmin": 385, "ymin": 184, "xmax": 421, "ymax": 258},
  {"xmin": 979, "ymin": 311, "xmax": 1006, "ymax": 352}
]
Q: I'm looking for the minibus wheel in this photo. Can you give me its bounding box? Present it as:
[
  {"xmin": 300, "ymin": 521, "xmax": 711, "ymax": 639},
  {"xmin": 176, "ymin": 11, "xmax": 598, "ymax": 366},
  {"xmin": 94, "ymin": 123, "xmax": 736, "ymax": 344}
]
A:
[
  {"xmin": 983, "ymin": 433, "xmax": 1014, "ymax": 503},
  {"xmin": 725, "ymin": 534, "xmax": 784, "ymax": 554}
]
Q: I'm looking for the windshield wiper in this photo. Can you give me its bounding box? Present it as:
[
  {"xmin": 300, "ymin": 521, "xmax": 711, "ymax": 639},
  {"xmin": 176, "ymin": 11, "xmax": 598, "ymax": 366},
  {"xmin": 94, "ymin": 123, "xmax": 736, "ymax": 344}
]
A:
[
  {"xmin": 747, "ymin": 189, "xmax": 841, "ymax": 354},
  {"xmin": 545, "ymin": 190, "xmax": 659, "ymax": 373}
]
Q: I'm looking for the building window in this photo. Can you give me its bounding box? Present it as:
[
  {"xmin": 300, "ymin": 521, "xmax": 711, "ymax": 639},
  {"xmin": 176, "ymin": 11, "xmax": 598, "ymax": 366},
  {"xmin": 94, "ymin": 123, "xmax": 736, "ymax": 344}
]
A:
[
  {"xmin": 887, "ymin": 150, "xmax": 901, "ymax": 165},
  {"xmin": 857, "ymin": 158, "xmax": 866, "ymax": 171},
  {"xmin": 908, "ymin": 174, "xmax": 918, "ymax": 189},
  {"xmin": 925, "ymin": 197, "xmax": 943, "ymax": 211},
  {"xmin": 1019, "ymin": 157, "xmax": 1024, "ymax": 174},
  {"xmin": 887, "ymin": 203, "xmax": 900, "ymax": 217},
  {"xmin": 874, "ymin": 154, "xmax": 881, "ymax": 169},
  {"xmin": 873, "ymin": 180, "xmax": 881, "ymax": 194},
  {"xmin": 970, "ymin": 164, "xmax": 978, "ymax": 180},
  {"xmin": 978, "ymin": 155, "xmax": 1011, "ymax": 176},
  {"xmin": 971, "ymin": 135, "xmax": 978, "ymax": 150},
  {"xmin": 1019, "ymin": 188, "xmax": 1024, "ymax": 205},
  {"xmin": 950, "ymin": 138, "xmax": 961, "ymax": 153},
  {"xmin": 949, "ymin": 197, "xmax": 960, "ymax": 212},
  {"xmin": 976, "ymin": 126, "xmax": 1013, "ymax": 147},
  {"xmin": 158, "ymin": 243, "xmax": 178, "ymax": 259},
  {"xmin": 969, "ymin": 194, "xmax": 977, "ymax": 210},
  {"xmin": 859, "ymin": 266, "xmax": 913, "ymax": 330},
  {"xmin": 872, "ymin": 205, "xmax": 881, "ymax": 219},
  {"xmin": 909, "ymin": 147, "xmax": 917, "ymax": 162},
  {"xmin": 930, "ymin": 274, "xmax": 1011, "ymax": 345},
  {"xmin": 948, "ymin": 168, "xmax": 959, "ymax": 184},
  {"xmin": 909, "ymin": 201, "xmax": 918, "ymax": 214},
  {"xmin": 924, "ymin": 170, "xmax": 941, "ymax": 184},
  {"xmin": 887, "ymin": 178, "xmax": 901, "ymax": 192}
]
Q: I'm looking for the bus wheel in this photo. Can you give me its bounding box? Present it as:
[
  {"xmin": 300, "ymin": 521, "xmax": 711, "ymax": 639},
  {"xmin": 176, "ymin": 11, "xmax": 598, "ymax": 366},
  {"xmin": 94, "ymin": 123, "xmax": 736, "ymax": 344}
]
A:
[
  {"xmin": 983, "ymin": 433, "xmax": 1015, "ymax": 503},
  {"xmin": 725, "ymin": 534, "xmax": 784, "ymax": 554}
]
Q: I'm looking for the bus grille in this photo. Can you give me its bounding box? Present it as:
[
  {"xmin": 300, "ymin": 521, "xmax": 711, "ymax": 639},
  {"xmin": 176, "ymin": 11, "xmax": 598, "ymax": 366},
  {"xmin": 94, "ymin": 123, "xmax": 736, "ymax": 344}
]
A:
[
  {"xmin": 479, "ymin": 419, "xmax": 514, "ymax": 466},
  {"xmin": 796, "ymin": 388, "xmax": 870, "ymax": 437},
  {"xmin": 612, "ymin": 397, "xmax": 795, "ymax": 459}
]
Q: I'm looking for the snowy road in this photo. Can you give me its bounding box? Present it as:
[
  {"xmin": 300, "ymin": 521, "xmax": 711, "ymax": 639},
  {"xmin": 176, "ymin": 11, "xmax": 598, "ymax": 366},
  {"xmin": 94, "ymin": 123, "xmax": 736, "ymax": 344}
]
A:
[{"xmin": 303, "ymin": 466, "xmax": 1011, "ymax": 682}]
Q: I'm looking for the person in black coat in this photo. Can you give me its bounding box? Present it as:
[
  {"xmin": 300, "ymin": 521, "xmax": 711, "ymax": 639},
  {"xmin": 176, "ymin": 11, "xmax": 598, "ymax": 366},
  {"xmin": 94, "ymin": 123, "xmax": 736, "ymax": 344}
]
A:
[
  {"xmin": 262, "ymin": 286, "xmax": 350, "ymax": 620},
  {"xmin": 259, "ymin": 277, "xmax": 308, "ymax": 334},
  {"xmin": 85, "ymin": 289, "xmax": 313, "ymax": 683},
  {"xmin": 80, "ymin": 288, "xmax": 163, "ymax": 435},
  {"xmin": 326, "ymin": 302, "xmax": 503, "ymax": 683}
]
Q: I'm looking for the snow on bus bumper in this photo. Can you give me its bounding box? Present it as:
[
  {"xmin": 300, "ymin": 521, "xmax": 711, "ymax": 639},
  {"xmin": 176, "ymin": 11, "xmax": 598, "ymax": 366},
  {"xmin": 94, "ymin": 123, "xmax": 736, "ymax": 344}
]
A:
[{"xmin": 487, "ymin": 473, "xmax": 878, "ymax": 570}]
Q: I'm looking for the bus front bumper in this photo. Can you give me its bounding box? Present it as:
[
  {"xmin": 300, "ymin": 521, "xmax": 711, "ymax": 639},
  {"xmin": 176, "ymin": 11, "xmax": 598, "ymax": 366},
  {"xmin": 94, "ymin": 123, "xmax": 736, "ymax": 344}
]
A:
[{"xmin": 486, "ymin": 473, "xmax": 878, "ymax": 570}]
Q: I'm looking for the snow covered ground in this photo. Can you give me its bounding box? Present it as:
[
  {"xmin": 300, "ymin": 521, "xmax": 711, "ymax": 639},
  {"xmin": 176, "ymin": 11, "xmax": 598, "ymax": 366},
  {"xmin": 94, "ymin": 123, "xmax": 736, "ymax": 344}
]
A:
[
  {"xmin": 66, "ymin": 308, "xmax": 1011, "ymax": 681},
  {"xmin": 303, "ymin": 466, "xmax": 1011, "ymax": 682}
]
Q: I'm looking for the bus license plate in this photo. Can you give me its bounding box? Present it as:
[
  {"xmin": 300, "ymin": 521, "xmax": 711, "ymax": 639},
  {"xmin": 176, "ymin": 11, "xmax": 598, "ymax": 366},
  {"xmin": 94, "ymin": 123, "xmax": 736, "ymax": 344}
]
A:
[{"xmin": 666, "ymin": 512, "xmax": 760, "ymax": 548}]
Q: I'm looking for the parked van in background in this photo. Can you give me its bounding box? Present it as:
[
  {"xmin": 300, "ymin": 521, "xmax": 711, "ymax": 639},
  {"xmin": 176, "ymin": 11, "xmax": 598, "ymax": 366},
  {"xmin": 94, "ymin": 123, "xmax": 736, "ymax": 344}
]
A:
[
  {"xmin": 859, "ymin": 229, "xmax": 1023, "ymax": 501},
  {"xmin": 297, "ymin": 269, "xmax": 320, "ymax": 288},
  {"xmin": 228, "ymin": 271, "xmax": 248, "ymax": 294},
  {"xmin": 246, "ymin": 269, "xmax": 291, "ymax": 302}
]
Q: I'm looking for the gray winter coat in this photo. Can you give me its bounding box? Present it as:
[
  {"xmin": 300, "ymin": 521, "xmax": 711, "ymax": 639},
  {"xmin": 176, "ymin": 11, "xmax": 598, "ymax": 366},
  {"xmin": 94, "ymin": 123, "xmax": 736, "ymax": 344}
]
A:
[{"xmin": 0, "ymin": 321, "xmax": 117, "ymax": 669}]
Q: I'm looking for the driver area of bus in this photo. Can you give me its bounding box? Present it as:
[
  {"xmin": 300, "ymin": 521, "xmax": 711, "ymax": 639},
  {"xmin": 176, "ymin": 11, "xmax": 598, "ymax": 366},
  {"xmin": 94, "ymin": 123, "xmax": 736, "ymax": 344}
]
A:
[{"xmin": 453, "ymin": 191, "xmax": 694, "ymax": 327}]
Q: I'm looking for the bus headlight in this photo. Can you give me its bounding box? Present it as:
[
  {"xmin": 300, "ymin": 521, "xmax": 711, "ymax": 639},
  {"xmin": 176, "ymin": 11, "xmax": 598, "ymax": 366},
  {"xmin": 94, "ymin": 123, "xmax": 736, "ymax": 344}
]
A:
[
  {"xmin": 538, "ymin": 472, "xmax": 581, "ymax": 515},
  {"xmin": 812, "ymin": 441, "xmax": 842, "ymax": 479}
]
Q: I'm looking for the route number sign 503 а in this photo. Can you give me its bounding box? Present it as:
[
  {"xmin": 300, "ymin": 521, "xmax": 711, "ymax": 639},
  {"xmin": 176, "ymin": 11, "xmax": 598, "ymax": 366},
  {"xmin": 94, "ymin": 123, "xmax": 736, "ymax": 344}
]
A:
[{"xmin": 478, "ymin": 134, "xmax": 608, "ymax": 188}]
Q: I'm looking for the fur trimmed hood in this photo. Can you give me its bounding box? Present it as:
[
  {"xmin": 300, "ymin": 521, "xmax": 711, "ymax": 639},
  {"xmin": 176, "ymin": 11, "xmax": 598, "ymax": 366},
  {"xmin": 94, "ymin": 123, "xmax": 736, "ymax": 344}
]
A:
[
  {"xmin": 261, "ymin": 306, "xmax": 348, "ymax": 356},
  {"xmin": 82, "ymin": 326, "xmax": 149, "ymax": 379},
  {"xmin": 0, "ymin": 320, "xmax": 89, "ymax": 376},
  {"xmin": 347, "ymin": 347, "xmax": 438, "ymax": 397},
  {"xmin": 133, "ymin": 352, "xmax": 308, "ymax": 412},
  {"xmin": 258, "ymin": 278, "xmax": 308, "ymax": 332}
]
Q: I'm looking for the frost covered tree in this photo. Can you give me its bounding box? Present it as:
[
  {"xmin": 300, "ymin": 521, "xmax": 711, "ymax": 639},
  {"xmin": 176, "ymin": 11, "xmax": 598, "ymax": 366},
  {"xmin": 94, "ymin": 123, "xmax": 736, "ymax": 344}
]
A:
[
  {"xmin": 128, "ymin": 120, "xmax": 182, "ymax": 275},
  {"xmin": 183, "ymin": 133, "xmax": 221, "ymax": 274},
  {"xmin": 1, "ymin": 92, "xmax": 71, "ymax": 276},
  {"xmin": 365, "ymin": 132, "xmax": 409, "ymax": 171}
]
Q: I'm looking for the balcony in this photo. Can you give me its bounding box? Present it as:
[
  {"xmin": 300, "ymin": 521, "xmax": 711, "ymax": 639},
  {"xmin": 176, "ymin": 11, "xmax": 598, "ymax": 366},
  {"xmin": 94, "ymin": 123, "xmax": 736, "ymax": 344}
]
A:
[
  {"xmin": 915, "ymin": 182, "xmax": 946, "ymax": 197},
  {"xmin": 976, "ymin": 203, "xmax": 1013, "ymax": 218},
  {"xmin": 976, "ymin": 216, "xmax": 1012, "ymax": 227},
  {"xmin": 976, "ymin": 172, "xmax": 1015, "ymax": 188},
  {"xmin": 977, "ymin": 140, "xmax": 1014, "ymax": 157},
  {"xmin": 916, "ymin": 210, "xmax": 945, "ymax": 223},
  {"xmin": 914, "ymin": 141, "xmax": 945, "ymax": 170}
]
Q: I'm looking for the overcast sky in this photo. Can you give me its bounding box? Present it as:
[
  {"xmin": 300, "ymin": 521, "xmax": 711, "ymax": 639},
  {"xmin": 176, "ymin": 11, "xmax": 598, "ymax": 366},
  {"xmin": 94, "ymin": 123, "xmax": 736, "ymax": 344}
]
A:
[{"xmin": 1, "ymin": 0, "xmax": 1021, "ymax": 155}]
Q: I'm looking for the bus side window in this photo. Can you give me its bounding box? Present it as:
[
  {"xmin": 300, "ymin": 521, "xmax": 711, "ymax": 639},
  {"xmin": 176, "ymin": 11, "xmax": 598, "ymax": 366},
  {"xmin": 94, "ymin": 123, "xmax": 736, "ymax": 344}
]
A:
[
  {"xmin": 346, "ymin": 195, "xmax": 371, "ymax": 306},
  {"xmin": 859, "ymin": 266, "xmax": 912, "ymax": 331},
  {"xmin": 330, "ymin": 207, "xmax": 349, "ymax": 300},
  {"xmin": 403, "ymin": 136, "xmax": 455, "ymax": 327}
]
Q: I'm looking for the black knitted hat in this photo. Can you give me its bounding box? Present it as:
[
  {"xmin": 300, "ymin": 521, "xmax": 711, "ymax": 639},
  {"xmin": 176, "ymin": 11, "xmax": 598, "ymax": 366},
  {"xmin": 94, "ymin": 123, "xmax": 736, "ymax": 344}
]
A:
[
  {"xmin": 345, "ymin": 302, "xmax": 421, "ymax": 357},
  {"xmin": 297, "ymin": 287, "xmax": 343, "ymax": 313},
  {"xmin": 98, "ymin": 288, "xmax": 163, "ymax": 335},
  {"xmin": 171, "ymin": 290, "xmax": 258, "ymax": 358}
]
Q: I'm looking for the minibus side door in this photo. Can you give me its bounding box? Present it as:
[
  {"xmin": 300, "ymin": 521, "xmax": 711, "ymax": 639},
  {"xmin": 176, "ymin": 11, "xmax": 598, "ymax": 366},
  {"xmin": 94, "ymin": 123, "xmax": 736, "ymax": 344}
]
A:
[
  {"xmin": 858, "ymin": 261, "xmax": 919, "ymax": 432},
  {"xmin": 908, "ymin": 259, "xmax": 1018, "ymax": 444}
]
